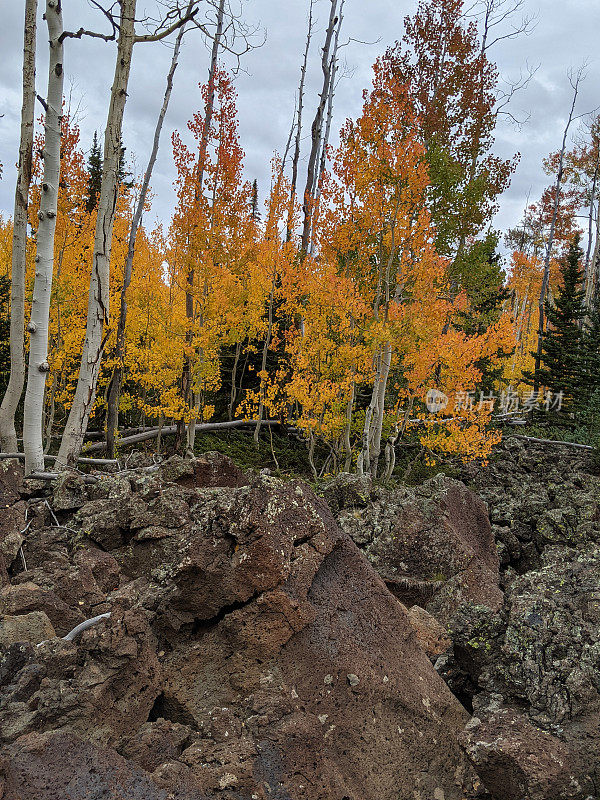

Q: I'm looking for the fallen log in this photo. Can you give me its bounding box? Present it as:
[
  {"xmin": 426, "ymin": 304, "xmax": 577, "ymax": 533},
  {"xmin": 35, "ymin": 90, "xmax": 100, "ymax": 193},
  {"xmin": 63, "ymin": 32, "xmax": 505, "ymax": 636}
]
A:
[
  {"xmin": 0, "ymin": 453, "xmax": 118, "ymax": 466},
  {"xmin": 510, "ymin": 434, "xmax": 593, "ymax": 451},
  {"xmin": 84, "ymin": 419, "xmax": 280, "ymax": 453}
]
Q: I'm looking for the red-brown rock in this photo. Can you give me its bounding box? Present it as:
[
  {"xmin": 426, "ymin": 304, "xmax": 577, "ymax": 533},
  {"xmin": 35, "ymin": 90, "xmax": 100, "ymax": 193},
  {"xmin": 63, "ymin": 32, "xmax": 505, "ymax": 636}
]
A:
[{"xmin": 0, "ymin": 731, "xmax": 208, "ymax": 799}]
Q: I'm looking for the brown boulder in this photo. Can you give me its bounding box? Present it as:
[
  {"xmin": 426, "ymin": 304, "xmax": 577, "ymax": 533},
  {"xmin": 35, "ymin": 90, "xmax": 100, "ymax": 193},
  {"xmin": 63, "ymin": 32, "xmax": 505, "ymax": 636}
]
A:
[
  {"xmin": 325, "ymin": 472, "xmax": 503, "ymax": 626},
  {"xmin": 0, "ymin": 461, "xmax": 26, "ymax": 570},
  {"xmin": 120, "ymin": 718, "xmax": 197, "ymax": 773},
  {"xmin": 0, "ymin": 731, "xmax": 208, "ymax": 799},
  {"xmin": 158, "ymin": 451, "xmax": 249, "ymax": 489},
  {"xmin": 137, "ymin": 473, "xmax": 476, "ymax": 799},
  {"xmin": 460, "ymin": 705, "xmax": 594, "ymax": 800},
  {"xmin": 0, "ymin": 607, "xmax": 160, "ymax": 748},
  {"xmin": 0, "ymin": 581, "xmax": 84, "ymax": 636},
  {"xmin": 0, "ymin": 455, "xmax": 478, "ymax": 799},
  {"xmin": 0, "ymin": 611, "xmax": 55, "ymax": 647}
]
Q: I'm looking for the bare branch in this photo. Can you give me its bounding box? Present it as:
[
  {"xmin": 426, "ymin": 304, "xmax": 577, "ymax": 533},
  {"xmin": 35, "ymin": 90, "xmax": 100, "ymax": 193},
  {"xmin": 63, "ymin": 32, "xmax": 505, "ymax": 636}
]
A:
[
  {"xmin": 60, "ymin": 0, "xmax": 119, "ymax": 43},
  {"xmin": 134, "ymin": 4, "xmax": 199, "ymax": 43}
]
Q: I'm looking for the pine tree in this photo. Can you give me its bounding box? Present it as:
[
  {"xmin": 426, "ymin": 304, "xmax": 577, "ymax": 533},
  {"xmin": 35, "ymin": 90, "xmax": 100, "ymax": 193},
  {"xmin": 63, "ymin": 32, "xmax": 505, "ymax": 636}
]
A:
[
  {"xmin": 251, "ymin": 179, "xmax": 260, "ymax": 222},
  {"xmin": 581, "ymin": 308, "xmax": 600, "ymax": 403},
  {"xmin": 86, "ymin": 131, "xmax": 102, "ymax": 213},
  {"xmin": 453, "ymin": 233, "xmax": 514, "ymax": 394},
  {"xmin": 117, "ymin": 138, "xmax": 134, "ymax": 190},
  {"xmin": 535, "ymin": 236, "xmax": 586, "ymax": 407}
]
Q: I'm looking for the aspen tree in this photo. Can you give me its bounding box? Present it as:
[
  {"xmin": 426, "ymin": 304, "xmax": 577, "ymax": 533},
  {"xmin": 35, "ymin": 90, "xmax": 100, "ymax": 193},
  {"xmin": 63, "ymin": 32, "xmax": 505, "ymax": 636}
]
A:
[
  {"xmin": 300, "ymin": 0, "xmax": 342, "ymax": 255},
  {"xmin": 56, "ymin": 0, "xmax": 136, "ymax": 467},
  {"xmin": 57, "ymin": 1, "xmax": 198, "ymax": 467},
  {"xmin": 287, "ymin": 0, "xmax": 314, "ymax": 241},
  {"xmin": 184, "ymin": 0, "xmax": 226, "ymax": 456},
  {"xmin": 0, "ymin": 0, "xmax": 37, "ymax": 452},
  {"xmin": 105, "ymin": 7, "xmax": 191, "ymax": 459},
  {"xmin": 23, "ymin": 0, "xmax": 64, "ymax": 475}
]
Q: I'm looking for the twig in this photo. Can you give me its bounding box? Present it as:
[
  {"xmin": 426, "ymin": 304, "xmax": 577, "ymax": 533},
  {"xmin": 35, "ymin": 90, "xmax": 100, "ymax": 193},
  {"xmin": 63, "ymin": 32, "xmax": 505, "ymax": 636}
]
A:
[{"xmin": 44, "ymin": 499, "xmax": 61, "ymax": 527}]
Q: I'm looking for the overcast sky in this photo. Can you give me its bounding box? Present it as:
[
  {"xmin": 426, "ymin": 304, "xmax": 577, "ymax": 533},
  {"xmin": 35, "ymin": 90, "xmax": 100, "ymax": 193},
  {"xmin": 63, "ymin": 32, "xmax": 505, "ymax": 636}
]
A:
[{"xmin": 1, "ymin": 0, "xmax": 600, "ymax": 254}]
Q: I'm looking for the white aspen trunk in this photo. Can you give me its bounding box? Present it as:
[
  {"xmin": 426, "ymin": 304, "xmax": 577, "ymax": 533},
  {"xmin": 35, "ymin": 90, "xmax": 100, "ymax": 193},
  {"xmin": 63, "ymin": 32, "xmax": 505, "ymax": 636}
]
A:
[
  {"xmin": 254, "ymin": 275, "xmax": 276, "ymax": 444},
  {"xmin": 312, "ymin": 0, "xmax": 344, "ymax": 222},
  {"xmin": 343, "ymin": 380, "xmax": 354, "ymax": 471},
  {"xmin": 584, "ymin": 154, "xmax": 599, "ymax": 280},
  {"xmin": 22, "ymin": 0, "xmax": 63, "ymax": 475},
  {"xmin": 357, "ymin": 214, "xmax": 402, "ymax": 476},
  {"xmin": 105, "ymin": 11, "xmax": 188, "ymax": 459},
  {"xmin": 585, "ymin": 197, "xmax": 600, "ymax": 309},
  {"xmin": 286, "ymin": 0, "xmax": 314, "ymax": 241},
  {"xmin": 56, "ymin": 0, "xmax": 136, "ymax": 468},
  {"xmin": 369, "ymin": 341, "xmax": 393, "ymax": 477},
  {"xmin": 300, "ymin": 0, "xmax": 339, "ymax": 255},
  {"xmin": 184, "ymin": 0, "xmax": 225, "ymax": 454},
  {"xmin": 0, "ymin": 0, "xmax": 37, "ymax": 452},
  {"xmin": 357, "ymin": 354, "xmax": 379, "ymax": 475}
]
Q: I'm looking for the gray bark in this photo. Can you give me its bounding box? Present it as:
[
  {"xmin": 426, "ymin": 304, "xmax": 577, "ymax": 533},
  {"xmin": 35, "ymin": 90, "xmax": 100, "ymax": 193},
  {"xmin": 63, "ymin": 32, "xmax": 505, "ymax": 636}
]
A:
[
  {"xmin": 0, "ymin": 0, "xmax": 38, "ymax": 452},
  {"xmin": 300, "ymin": 0, "xmax": 339, "ymax": 255},
  {"xmin": 287, "ymin": 0, "xmax": 314, "ymax": 241},
  {"xmin": 23, "ymin": 0, "xmax": 63, "ymax": 476},
  {"xmin": 57, "ymin": 0, "xmax": 137, "ymax": 468},
  {"xmin": 185, "ymin": 0, "xmax": 226, "ymax": 455},
  {"xmin": 105, "ymin": 11, "xmax": 189, "ymax": 459}
]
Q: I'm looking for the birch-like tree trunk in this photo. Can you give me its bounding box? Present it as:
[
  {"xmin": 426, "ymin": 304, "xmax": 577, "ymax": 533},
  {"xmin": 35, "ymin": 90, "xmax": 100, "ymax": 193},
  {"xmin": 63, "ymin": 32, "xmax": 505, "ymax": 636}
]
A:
[
  {"xmin": 584, "ymin": 167, "xmax": 600, "ymax": 309},
  {"xmin": 312, "ymin": 0, "xmax": 344, "ymax": 227},
  {"xmin": 357, "ymin": 204, "xmax": 403, "ymax": 477},
  {"xmin": 0, "ymin": 0, "xmax": 37, "ymax": 452},
  {"xmin": 253, "ymin": 273, "xmax": 276, "ymax": 444},
  {"xmin": 286, "ymin": 0, "xmax": 314, "ymax": 241},
  {"xmin": 22, "ymin": 0, "xmax": 63, "ymax": 475},
  {"xmin": 56, "ymin": 0, "xmax": 137, "ymax": 468},
  {"xmin": 105, "ymin": 13, "xmax": 188, "ymax": 459},
  {"xmin": 586, "ymin": 215, "xmax": 600, "ymax": 309},
  {"xmin": 300, "ymin": 0, "xmax": 339, "ymax": 255},
  {"xmin": 185, "ymin": 0, "xmax": 225, "ymax": 455}
]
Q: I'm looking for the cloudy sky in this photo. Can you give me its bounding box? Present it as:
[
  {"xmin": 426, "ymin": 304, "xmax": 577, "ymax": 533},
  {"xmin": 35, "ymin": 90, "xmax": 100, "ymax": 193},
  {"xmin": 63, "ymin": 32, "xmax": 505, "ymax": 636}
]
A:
[{"xmin": 1, "ymin": 0, "xmax": 599, "ymax": 252}]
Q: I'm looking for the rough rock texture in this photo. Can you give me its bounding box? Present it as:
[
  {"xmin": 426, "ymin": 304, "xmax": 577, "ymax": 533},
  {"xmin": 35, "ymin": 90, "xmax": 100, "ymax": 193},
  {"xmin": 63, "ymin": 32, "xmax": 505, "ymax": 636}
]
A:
[
  {"xmin": 0, "ymin": 611, "xmax": 55, "ymax": 647},
  {"xmin": 0, "ymin": 462, "xmax": 26, "ymax": 580},
  {"xmin": 460, "ymin": 705, "xmax": 592, "ymax": 800},
  {"xmin": 407, "ymin": 605, "xmax": 452, "ymax": 661},
  {"xmin": 0, "ymin": 453, "xmax": 475, "ymax": 800},
  {"xmin": 0, "ymin": 731, "xmax": 208, "ymax": 799},
  {"xmin": 462, "ymin": 437, "xmax": 600, "ymax": 573},
  {"xmin": 453, "ymin": 439, "xmax": 600, "ymax": 799},
  {"xmin": 323, "ymin": 472, "xmax": 503, "ymax": 627}
]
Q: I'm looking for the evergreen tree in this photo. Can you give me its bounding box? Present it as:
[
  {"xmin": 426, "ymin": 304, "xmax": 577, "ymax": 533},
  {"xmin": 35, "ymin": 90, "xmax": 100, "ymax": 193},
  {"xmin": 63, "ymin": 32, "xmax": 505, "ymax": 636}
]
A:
[
  {"xmin": 251, "ymin": 179, "xmax": 260, "ymax": 222},
  {"xmin": 535, "ymin": 236, "xmax": 586, "ymax": 407},
  {"xmin": 85, "ymin": 131, "xmax": 102, "ymax": 213},
  {"xmin": 453, "ymin": 232, "xmax": 514, "ymax": 394},
  {"xmin": 117, "ymin": 139, "xmax": 134, "ymax": 190},
  {"xmin": 581, "ymin": 308, "xmax": 600, "ymax": 403}
]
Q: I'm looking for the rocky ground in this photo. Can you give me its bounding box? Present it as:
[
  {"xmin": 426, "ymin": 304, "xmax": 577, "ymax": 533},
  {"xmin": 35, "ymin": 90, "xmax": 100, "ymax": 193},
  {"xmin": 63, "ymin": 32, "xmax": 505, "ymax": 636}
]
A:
[{"xmin": 0, "ymin": 438, "xmax": 598, "ymax": 799}]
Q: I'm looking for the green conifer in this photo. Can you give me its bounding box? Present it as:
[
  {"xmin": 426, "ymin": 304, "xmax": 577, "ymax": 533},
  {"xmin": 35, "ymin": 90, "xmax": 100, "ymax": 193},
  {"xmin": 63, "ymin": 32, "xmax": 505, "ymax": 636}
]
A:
[
  {"xmin": 86, "ymin": 131, "xmax": 102, "ymax": 213},
  {"xmin": 536, "ymin": 235, "xmax": 586, "ymax": 408}
]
